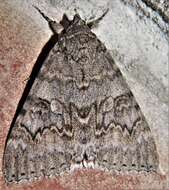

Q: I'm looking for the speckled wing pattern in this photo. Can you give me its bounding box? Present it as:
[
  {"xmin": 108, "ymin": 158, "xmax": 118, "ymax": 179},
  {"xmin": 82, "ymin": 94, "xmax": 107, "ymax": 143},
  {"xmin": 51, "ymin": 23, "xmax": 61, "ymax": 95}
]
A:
[{"xmin": 3, "ymin": 13, "xmax": 159, "ymax": 183}]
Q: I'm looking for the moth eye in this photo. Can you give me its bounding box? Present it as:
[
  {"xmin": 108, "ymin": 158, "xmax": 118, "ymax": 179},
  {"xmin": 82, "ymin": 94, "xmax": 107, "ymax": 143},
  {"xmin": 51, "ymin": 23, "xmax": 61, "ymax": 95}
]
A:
[{"xmin": 50, "ymin": 99, "xmax": 63, "ymax": 114}]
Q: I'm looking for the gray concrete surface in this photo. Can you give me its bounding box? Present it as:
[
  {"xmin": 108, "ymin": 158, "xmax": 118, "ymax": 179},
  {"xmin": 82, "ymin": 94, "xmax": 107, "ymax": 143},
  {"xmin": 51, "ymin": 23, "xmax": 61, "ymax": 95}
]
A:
[{"xmin": 0, "ymin": 0, "xmax": 168, "ymax": 186}]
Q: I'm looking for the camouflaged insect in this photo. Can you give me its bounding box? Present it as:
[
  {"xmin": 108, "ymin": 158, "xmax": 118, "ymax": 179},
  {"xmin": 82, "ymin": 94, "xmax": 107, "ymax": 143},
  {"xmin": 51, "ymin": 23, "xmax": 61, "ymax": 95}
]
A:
[{"xmin": 3, "ymin": 9, "xmax": 159, "ymax": 183}]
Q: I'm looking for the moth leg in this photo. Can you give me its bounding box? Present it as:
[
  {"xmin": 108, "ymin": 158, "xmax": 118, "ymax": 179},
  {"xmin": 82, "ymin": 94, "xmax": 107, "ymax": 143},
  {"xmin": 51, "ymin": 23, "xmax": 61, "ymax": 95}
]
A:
[
  {"xmin": 87, "ymin": 8, "xmax": 109, "ymax": 29},
  {"xmin": 34, "ymin": 6, "xmax": 64, "ymax": 34}
]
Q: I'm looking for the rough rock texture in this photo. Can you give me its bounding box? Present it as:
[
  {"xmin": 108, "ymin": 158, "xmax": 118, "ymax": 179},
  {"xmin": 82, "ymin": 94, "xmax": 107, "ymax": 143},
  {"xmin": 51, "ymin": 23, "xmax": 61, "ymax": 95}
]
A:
[
  {"xmin": 121, "ymin": 0, "xmax": 169, "ymax": 35},
  {"xmin": 0, "ymin": 0, "xmax": 168, "ymax": 189}
]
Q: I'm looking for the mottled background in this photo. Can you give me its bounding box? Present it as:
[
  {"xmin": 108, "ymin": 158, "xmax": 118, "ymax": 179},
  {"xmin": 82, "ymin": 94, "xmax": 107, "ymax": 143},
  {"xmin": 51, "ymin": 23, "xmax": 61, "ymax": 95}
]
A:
[{"xmin": 0, "ymin": 0, "xmax": 168, "ymax": 189}]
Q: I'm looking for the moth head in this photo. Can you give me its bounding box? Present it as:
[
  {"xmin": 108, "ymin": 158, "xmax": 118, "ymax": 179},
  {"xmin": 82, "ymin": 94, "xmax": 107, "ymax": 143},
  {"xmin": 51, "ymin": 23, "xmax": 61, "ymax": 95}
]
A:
[
  {"xmin": 65, "ymin": 13, "xmax": 92, "ymax": 35},
  {"xmin": 72, "ymin": 14, "xmax": 85, "ymax": 26}
]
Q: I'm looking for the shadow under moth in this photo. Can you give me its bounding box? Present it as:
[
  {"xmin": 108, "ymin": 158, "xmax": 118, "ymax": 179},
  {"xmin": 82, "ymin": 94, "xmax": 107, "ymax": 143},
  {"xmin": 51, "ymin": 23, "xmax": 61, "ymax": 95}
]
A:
[{"xmin": 3, "ymin": 8, "xmax": 159, "ymax": 183}]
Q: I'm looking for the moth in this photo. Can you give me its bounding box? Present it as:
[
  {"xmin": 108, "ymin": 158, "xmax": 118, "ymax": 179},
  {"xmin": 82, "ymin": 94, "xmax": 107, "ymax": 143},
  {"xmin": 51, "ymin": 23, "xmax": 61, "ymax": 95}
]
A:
[{"xmin": 3, "ymin": 8, "xmax": 159, "ymax": 183}]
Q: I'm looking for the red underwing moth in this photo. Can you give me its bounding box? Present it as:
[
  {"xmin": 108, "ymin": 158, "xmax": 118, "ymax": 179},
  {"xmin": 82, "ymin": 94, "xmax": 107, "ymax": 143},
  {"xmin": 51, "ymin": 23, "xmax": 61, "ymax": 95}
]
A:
[{"xmin": 3, "ymin": 8, "xmax": 159, "ymax": 183}]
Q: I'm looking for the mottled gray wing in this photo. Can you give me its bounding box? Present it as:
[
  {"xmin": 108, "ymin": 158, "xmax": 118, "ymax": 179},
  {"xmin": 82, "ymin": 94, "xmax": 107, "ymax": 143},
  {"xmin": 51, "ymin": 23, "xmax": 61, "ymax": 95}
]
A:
[
  {"xmin": 88, "ymin": 46, "xmax": 159, "ymax": 172},
  {"xmin": 3, "ymin": 39, "xmax": 74, "ymax": 183}
]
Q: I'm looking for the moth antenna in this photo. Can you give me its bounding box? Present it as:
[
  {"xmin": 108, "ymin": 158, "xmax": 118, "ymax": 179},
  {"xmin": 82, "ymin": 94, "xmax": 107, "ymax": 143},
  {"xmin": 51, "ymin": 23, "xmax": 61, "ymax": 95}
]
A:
[
  {"xmin": 97, "ymin": 8, "xmax": 109, "ymax": 22},
  {"xmin": 87, "ymin": 8, "xmax": 109, "ymax": 28},
  {"xmin": 33, "ymin": 6, "xmax": 63, "ymax": 34},
  {"xmin": 34, "ymin": 6, "xmax": 53, "ymax": 23}
]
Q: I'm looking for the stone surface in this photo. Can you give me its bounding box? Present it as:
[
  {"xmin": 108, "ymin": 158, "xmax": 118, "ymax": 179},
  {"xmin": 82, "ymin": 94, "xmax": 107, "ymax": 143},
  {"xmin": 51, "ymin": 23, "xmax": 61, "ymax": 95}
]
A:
[
  {"xmin": 0, "ymin": 0, "xmax": 168, "ymax": 189},
  {"xmin": 0, "ymin": 170, "xmax": 167, "ymax": 190}
]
